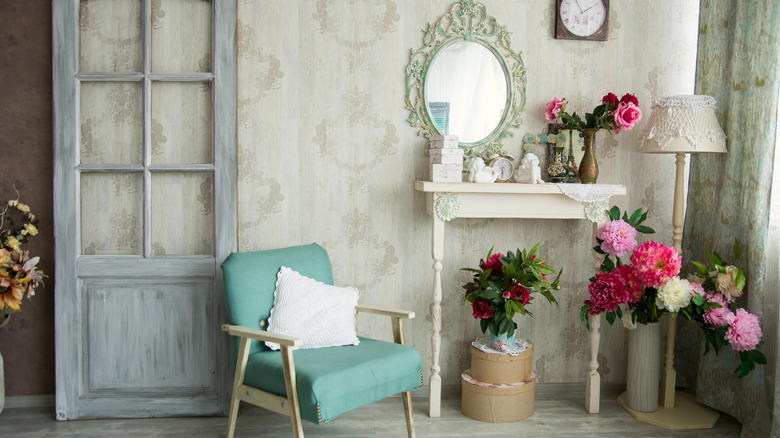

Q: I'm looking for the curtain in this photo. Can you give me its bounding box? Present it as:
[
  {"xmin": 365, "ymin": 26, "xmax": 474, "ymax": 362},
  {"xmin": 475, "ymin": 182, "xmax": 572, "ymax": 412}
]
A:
[{"xmin": 675, "ymin": 1, "xmax": 780, "ymax": 437}]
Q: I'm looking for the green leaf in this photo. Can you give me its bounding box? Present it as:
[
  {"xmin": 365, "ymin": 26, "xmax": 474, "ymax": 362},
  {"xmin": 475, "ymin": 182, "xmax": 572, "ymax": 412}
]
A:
[
  {"xmin": 608, "ymin": 206, "xmax": 621, "ymax": 221},
  {"xmin": 692, "ymin": 293, "xmax": 704, "ymax": 306},
  {"xmin": 691, "ymin": 261, "xmax": 708, "ymax": 274},
  {"xmin": 605, "ymin": 311, "xmax": 616, "ymax": 325},
  {"xmin": 480, "ymin": 318, "xmax": 489, "ymax": 334},
  {"xmin": 628, "ymin": 208, "xmax": 642, "ymax": 225},
  {"xmin": 634, "ymin": 225, "xmax": 655, "ymax": 234}
]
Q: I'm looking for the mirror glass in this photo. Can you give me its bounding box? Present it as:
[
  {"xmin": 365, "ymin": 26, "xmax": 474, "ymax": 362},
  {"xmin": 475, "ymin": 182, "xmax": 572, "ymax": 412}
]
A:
[{"xmin": 425, "ymin": 42, "xmax": 508, "ymax": 144}]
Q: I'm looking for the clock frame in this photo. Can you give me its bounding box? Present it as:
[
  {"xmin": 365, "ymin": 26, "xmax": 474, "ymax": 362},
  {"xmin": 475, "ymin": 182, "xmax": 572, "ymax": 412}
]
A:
[{"xmin": 555, "ymin": 0, "xmax": 609, "ymax": 41}]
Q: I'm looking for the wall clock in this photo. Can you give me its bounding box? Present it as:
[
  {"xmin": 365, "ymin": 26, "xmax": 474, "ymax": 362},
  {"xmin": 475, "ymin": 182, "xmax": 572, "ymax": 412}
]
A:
[{"xmin": 555, "ymin": 0, "xmax": 609, "ymax": 41}]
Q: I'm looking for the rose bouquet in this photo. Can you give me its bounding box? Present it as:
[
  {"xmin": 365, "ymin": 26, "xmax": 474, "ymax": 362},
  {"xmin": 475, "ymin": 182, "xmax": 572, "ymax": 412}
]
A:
[
  {"xmin": 462, "ymin": 244, "xmax": 562, "ymax": 338},
  {"xmin": 0, "ymin": 195, "xmax": 44, "ymax": 327},
  {"xmin": 580, "ymin": 206, "xmax": 765, "ymax": 377},
  {"xmin": 545, "ymin": 92, "xmax": 642, "ymax": 133}
]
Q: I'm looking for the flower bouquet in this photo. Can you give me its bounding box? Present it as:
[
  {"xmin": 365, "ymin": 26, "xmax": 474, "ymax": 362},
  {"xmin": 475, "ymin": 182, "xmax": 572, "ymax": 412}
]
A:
[
  {"xmin": 462, "ymin": 244, "xmax": 562, "ymax": 346},
  {"xmin": 580, "ymin": 206, "xmax": 765, "ymax": 377},
  {"xmin": 0, "ymin": 195, "xmax": 44, "ymax": 327},
  {"xmin": 545, "ymin": 92, "xmax": 643, "ymax": 133}
]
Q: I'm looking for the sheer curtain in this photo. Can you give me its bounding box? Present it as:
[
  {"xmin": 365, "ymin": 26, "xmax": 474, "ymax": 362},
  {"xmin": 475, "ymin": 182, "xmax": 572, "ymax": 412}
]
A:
[{"xmin": 674, "ymin": 1, "xmax": 780, "ymax": 437}]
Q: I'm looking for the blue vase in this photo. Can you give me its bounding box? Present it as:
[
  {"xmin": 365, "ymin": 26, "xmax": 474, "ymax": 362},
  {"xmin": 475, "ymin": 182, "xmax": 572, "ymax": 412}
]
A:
[{"xmin": 489, "ymin": 332, "xmax": 515, "ymax": 352}]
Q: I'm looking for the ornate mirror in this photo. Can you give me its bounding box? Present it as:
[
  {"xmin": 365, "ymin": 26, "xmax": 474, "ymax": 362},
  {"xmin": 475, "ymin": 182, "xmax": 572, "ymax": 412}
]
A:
[{"xmin": 406, "ymin": 0, "xmax": 527, "ymax": 160}]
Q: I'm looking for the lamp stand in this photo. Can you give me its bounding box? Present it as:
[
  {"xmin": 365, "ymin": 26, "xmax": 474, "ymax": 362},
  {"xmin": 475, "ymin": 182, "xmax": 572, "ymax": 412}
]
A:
[{"xmin": 619, "ymin": 152, "xmax": 720, "ymax": 429}]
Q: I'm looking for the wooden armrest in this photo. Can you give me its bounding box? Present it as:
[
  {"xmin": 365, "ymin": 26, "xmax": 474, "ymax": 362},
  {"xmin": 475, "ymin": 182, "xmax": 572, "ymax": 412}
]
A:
[
  {"xmin": 221, "ymin": 324, "xmax": 302, "ymax": 348},
  {"xmin": 355, "ymin": 304, "xmax": 415, "ymax": 319}
]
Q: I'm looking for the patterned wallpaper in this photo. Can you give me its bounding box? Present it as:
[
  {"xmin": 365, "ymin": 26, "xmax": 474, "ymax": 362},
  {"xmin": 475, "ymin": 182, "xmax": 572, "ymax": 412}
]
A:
[{"xmin": 236, "ymin": 0, "xmax": 700, "ymax": 386}]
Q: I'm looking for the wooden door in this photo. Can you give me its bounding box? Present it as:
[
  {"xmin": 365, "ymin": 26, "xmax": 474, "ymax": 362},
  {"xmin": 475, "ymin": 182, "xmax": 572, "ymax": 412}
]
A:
[{"xmin": 53, "ymin": 0, "xmax": 236, "ymax": 419}]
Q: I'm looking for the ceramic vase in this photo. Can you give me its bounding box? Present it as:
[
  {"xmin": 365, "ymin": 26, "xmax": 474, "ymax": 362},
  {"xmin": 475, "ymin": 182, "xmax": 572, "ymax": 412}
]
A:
[
  {"xmin": 578, "ymin": 128, "xmax": 599, "ymax": 184},
  {"xmin": 489, "ymin": 332, "xmax": 515, "ymax": 352},
  {"xmin": 626, "ymin": 322, "xmax": 661, "ymax": 412}
]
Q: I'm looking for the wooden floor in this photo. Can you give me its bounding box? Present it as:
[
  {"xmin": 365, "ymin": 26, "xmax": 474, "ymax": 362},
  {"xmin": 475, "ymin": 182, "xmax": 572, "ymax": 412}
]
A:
[{"xmin": 0, "ymin": 386, "xmax": 741, "ymax": 437}]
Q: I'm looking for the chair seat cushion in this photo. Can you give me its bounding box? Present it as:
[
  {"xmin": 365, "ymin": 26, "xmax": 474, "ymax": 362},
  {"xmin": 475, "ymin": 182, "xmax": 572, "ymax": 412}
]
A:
[{"xmin": 243, "ymin": 337, "xmax": 423, "ymax": 424}]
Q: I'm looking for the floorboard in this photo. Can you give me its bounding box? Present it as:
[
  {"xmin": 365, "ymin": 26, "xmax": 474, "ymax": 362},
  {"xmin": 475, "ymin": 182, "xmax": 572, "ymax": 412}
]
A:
[{"xmin": 0, "ymin": 387, "xmax": 741, "ymax": 437}]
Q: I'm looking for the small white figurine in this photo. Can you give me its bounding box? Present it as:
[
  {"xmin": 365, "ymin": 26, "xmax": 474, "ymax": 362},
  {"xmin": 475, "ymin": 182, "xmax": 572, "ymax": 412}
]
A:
[
  {"xmin": 514, "ymin": 153, "xmax": 545, "ymax": 184},
  {"xmin": 467, "ymin": 157, "xmax": 499, "ymax": 184}
]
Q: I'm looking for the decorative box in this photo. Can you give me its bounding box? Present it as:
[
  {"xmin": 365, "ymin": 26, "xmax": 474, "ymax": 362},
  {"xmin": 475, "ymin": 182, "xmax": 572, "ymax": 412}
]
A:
[
  {"xmin": 429, "ymin": 135, "xmax": 460, "ymax": 149},
  {"xmin": 461, "ymin": 370, "xmax": 536, "ymax": 422},
  {"xmin": 429, "ymin": 164, "xmax": 462, "ymax": 183},
  {"xmin": 429, "ymin": 148, "xmax": 464, "ymax": 165},
  {"xmin": 470, "ymin": 344, "xmax": 533, "ymax": 384}
]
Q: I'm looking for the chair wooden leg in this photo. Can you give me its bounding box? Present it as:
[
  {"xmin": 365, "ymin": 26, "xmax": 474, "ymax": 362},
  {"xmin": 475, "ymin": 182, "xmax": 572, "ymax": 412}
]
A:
[
  {"xmin": 281, "ymin": 346, "xmax": 304, "ymax": 438},
  {"xmin": 402, "ymin": 391, "xmax": 415, "ymax": 438},
  {"xmin": 227, "ymin": 337, "xmax": 251, "ymax": 438}
]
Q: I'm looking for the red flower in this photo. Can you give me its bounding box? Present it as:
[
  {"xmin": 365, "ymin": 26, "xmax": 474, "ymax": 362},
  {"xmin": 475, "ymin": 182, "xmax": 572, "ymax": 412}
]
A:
[
  {"xmin": 472, "ymin": 301, "xmax": 494, "ymax": 319},
  {"xmin": 586, "ymin": 271, "xmax": 630, "ymax": 315},
  {"xmin": 510, "ymin": 283, "xmax": 531, "ymax": 305},
  {"xmin": 481, "ymin": 253, "xmax": 505, "ymax": 276},
  {"xmin": 620, "ymin": 93, "xmax": 639, "ymax": 106},
  {"xmin": 602, "ymin": 92, "xmax": 619, "ymax": 109}
]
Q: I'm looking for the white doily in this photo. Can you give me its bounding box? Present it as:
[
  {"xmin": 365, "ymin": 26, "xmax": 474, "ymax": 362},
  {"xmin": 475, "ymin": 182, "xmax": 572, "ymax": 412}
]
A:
[
  {"xmin": 639, "ymin": 95, "xmax": 727, "ymax": 150},
  {"xmin": 471, "ymin": 335, "xmax": 530, "ymax": 356},
  {"xmin": 555, "ymin": 183, "xmax": 622, "ymax": 203}
]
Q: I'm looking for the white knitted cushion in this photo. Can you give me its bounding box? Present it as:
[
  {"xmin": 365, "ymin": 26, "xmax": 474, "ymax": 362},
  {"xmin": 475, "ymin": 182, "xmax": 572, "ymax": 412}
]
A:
[{"xmin": 265, "ymin": 266, "xmax": 360, "ymax": 350}]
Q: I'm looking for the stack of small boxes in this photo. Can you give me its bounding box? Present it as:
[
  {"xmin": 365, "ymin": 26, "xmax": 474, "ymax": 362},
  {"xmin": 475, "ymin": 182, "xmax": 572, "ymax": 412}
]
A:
[{"xmin": 428, "ymin": 135, "xmax": 463, "ymax": 182}]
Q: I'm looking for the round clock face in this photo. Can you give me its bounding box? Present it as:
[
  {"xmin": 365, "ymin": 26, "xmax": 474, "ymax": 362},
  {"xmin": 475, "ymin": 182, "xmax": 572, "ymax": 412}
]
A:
[
  {"xmin": 559, "ymin": 0, "xmax": 607, "ymax": 37},
  {"xmin": 491, "ymin": 158, "xmax": 514, "ymax": 182}
]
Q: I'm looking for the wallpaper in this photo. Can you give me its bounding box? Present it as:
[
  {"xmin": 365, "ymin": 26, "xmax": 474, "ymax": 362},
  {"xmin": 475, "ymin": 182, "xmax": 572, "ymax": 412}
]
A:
[{"xmin": 236, "ymin": 0, "xmax": 700, "ymax": 387}]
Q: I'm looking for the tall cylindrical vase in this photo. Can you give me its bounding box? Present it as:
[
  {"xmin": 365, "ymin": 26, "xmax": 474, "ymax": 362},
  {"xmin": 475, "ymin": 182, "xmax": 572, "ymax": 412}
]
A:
[
  {"xmin": 626, "ymin": 322, "xmax": 661, "ymax": 412},
  {"xmin": 578, "ymin": 128, "xmax": 599, "ymax": 184}
]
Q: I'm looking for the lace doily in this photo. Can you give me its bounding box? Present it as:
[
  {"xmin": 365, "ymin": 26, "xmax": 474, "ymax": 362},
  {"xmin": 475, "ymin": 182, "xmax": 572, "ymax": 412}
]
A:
[
  {"xmin": 471, "ymin": 335, "xmax": 530, "ymax": 356},
  {"xmin": 639, "ymin": 95, "xmax": 727, "ymax": 151},
  {"xmin": 555, "ymin": 183, "xmax": 623, "ymax": 203}
]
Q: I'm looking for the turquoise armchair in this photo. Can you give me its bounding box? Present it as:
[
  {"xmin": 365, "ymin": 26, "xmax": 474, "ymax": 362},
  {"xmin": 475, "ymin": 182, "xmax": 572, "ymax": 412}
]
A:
[{"xmin": 221, "ymin": 243, "xmax": 422, "ymax": 437}]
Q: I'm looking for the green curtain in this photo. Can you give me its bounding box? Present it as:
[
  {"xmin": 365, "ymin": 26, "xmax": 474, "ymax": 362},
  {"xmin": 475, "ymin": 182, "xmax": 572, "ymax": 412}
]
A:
[{"xmin": 675, "ymin": 1, "xmax": 780, "ymax": 436}]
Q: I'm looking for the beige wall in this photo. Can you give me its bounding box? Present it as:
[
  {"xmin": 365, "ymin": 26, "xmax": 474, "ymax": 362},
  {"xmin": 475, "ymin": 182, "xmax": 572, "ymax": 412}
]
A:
[{"xmin": 236, "ymin": 0, "xmax": 700, "ymax": 386}]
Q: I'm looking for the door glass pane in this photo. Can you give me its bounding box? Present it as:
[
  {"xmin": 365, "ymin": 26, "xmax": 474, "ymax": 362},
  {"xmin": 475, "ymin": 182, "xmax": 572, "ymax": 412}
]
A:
[
  {"xmin": 80, "ymin": 82, "xmax": 144, "ymax": 164},
  {"xmin": 151, "ymin": 0, "xmax": 212, "ymax": 73},
  {"xmin": 79, "ymin": 0, "xmax": 143, "ymax": 72},
  {"xmin": 151, "ymin": 172, "xmax": 214, "ymax": 255},
  {"xmin": 151, "ymin": 82, "xmax": 213, "ymax": 164},
  {"xmin": 81, "ymin": 173, "xmax": 143, "ymax": 255}
]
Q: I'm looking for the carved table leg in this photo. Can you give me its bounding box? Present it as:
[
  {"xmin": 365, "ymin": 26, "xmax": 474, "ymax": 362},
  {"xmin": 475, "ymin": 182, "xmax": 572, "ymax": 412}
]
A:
[
  {"xmin": 586, "ymin": 315, "xmax": 601, "ymax": 413},
  {"xmin": 428, "ymin": 215, "xmax": 444, "ymax": 417}
]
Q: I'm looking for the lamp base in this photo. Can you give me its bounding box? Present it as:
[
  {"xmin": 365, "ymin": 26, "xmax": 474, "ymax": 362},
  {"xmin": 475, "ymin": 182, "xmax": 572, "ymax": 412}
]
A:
[{"xmin": 617, "ymin": 391, "xmax": 720, "ymax": 430}]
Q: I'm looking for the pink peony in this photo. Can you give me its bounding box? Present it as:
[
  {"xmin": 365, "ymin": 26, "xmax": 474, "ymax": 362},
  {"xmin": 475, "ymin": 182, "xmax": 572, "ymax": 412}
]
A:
[
  {"xmin": 715, "ymin": 265, "xmax": 744, "ymax": 303},
  {"xmin": 545, "ymin": 97, "xmax": 566, "ymax": 122},
  {"xmin": 725, "ymin": 308, "xmax": 762, "ymax": 351},
  {"xmin": 614, "ymin": 102, "xmax": 642, "ymax": 131},
  {"xmin": 481, "ymin": 253, "xmax": 505, "ymax": 276},
  {"xmin": 472, "ymin": 301, "xmax": 494, "ymax": 319},
  {"xmin": 690, "ymin": 282, "xmax": 705, "ymax": 297},
  {"xmin": 703, "ymin": 293, "xmax": 734, "ymax": 327},
  {"xmin": 597, "ymin": 219, "xmax": 638, "ymax": 257},
  {"xmin": 630, "ymin": 241, "xmax": 681, "ymax": 289},
  {"xmin": 602, "ymin": 92, "xmax": 619, "ymax": 109},
  {"xmin": 613, "ymin": 263, "xmax": 644, "ymax": 303},
  {"xmin": 586, "ymin": 271, "xmax": 630, "ymax": 315}
]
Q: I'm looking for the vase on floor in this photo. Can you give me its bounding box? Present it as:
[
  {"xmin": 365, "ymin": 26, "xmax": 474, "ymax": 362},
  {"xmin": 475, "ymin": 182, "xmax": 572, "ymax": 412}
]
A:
[
  {"xmin": 578, "ymin": 128, "xmax": 599, "ymax": 184},
  {"xmin": 626, "ymin": 321, "xmax": 661, "ymax": 412}
]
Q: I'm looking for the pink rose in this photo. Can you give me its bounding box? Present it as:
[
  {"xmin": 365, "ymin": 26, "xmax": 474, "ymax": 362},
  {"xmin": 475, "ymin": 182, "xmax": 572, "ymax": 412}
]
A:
[
  {"xmin": 614, "ymin": 102, "xmax": 642, "ymax": 131},
  {"xmin": 602, "ymin": 92, "xmax": 619, "ymax": 109},
  {"xmin": 545, "ymin": 97, "xmax": 566, "ymax": 122},
  {"xmin": 620, "ymin": 93, "xmax": 639, "ymax": 106}
]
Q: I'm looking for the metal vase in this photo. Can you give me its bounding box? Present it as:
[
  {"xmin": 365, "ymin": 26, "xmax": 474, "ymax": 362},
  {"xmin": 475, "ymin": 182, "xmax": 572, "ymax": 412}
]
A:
[
  {"xmin": 626, "ymin": 322, "xmax": 662, "ymax": 412},
  {"xmin": 578, "ymin": 128, "xmax": 599, "ymax": 184}
]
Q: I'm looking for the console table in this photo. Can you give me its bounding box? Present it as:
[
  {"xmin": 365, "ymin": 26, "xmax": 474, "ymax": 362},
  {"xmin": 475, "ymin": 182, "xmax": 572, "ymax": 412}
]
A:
[{"xmin": 413, "ymin": 181, "xmax": 626, "ymax": 417}]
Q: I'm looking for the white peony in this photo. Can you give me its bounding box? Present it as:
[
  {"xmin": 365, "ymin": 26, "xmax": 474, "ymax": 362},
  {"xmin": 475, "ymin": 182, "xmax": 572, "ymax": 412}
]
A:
[{"xmin": 656, "ymin": 276, "xmax": 693, "ymax": 312}]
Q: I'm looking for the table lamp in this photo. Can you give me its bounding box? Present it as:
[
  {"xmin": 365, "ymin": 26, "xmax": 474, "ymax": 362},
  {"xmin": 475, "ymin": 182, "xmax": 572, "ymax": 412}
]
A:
[{"xmin": 634, "ymin": 95, "xmax": 727, "ymax": 428}]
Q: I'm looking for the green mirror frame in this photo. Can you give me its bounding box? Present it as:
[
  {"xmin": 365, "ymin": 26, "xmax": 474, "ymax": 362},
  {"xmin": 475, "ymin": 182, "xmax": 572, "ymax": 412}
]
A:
[{"xmin": 405, "ymin": 0, "xmax": 527, "ymax": 161}]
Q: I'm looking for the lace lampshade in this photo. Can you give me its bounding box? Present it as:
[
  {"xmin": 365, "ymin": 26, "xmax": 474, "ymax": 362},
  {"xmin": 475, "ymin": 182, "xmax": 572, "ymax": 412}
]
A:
[{"xmin": 638, "ymin": 95, "xmax": 727, "ymax": 154}]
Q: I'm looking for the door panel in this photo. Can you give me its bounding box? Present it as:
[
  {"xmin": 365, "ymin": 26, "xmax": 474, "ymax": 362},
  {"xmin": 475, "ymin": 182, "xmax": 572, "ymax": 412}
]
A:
[{"xmin": 54, "ymin": 0, "xmax": 235, "ymax": 419}]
